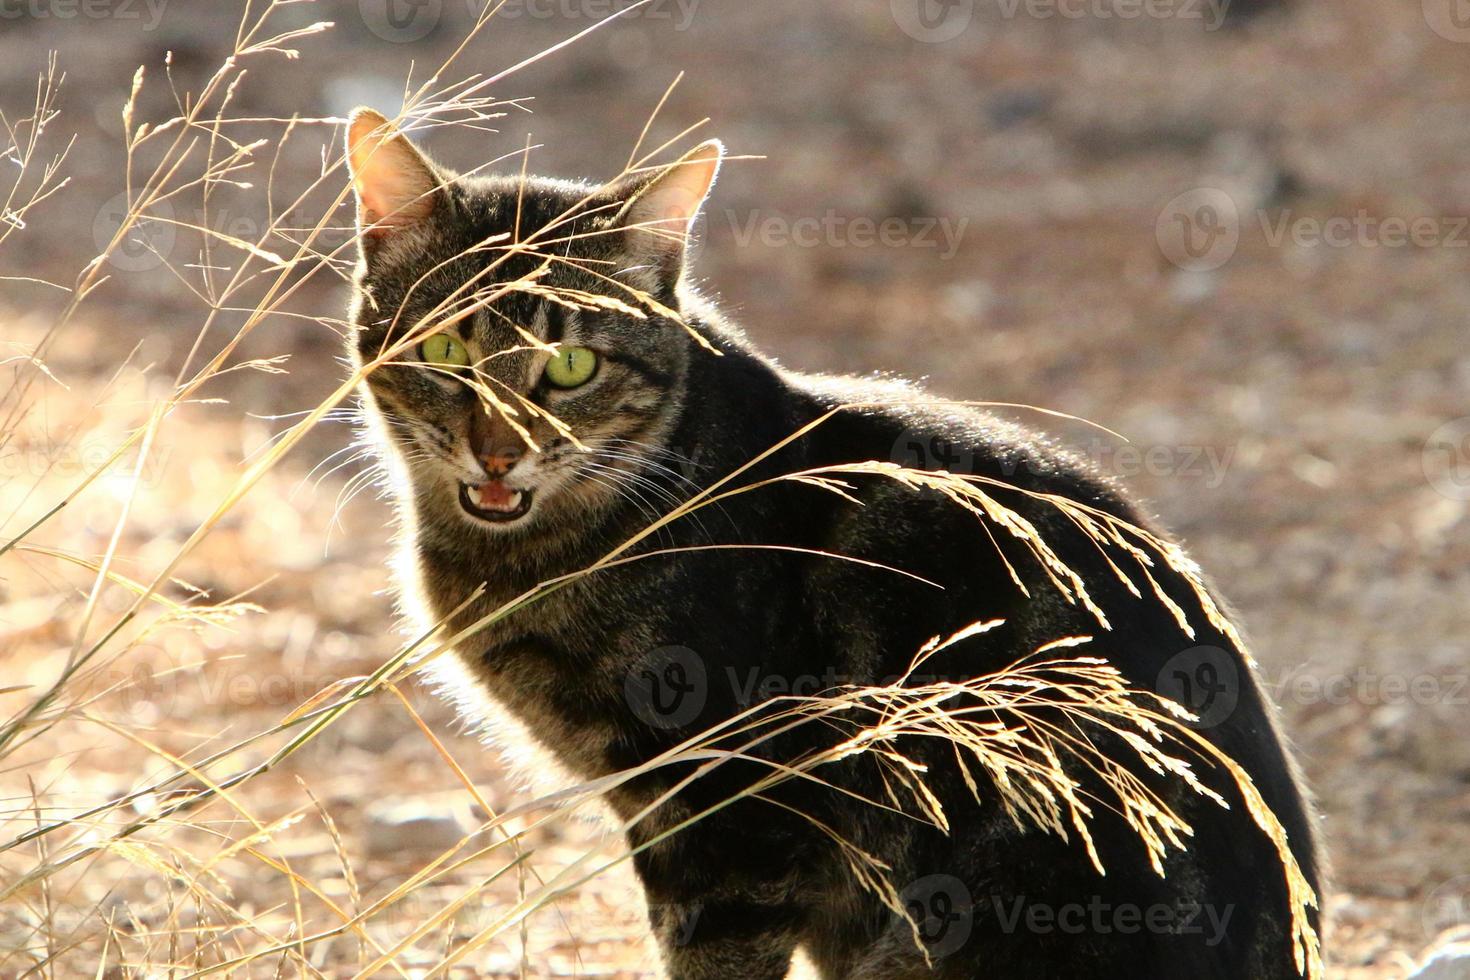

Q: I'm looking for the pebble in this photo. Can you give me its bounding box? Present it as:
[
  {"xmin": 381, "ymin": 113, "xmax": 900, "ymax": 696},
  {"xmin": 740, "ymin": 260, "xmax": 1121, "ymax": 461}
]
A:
[
  {"xmin": 365, "ymin": 801, "xmax": 471, "ymax": 856},
  {"xmin": 1412, "ymin": 945, "xmax": 1470, "ymax": 979}
]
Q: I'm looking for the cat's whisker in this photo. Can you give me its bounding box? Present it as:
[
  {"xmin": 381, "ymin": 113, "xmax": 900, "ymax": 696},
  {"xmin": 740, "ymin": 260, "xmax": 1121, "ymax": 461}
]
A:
[
  {"xmin": 327, "ymin": 461, "xmax": 399, "ymax": 548},
  {"xmin": 570, "ymin": 465, "xmax": 674, "ymax": 546},
  {"xmin": 587, "ymin": 452, "xmax": 709, "ymax": 509},
  {"xmin": 296, "ymin": 444, "xmax": 374, "ymax": 498},
  {"xmin": 588, "ymin": 445, "xmax": 698, "ymax": 485},
  {"xmin": 577, "ymin": 460, "xmax": 693, "ymax": 523},
  {"xmin": 582, "ymin": 444, "xmax": 736, "ymax": 535},
  {"xmin": 242, "ymin": 409, "xmax": 366, "ymax": 462},
  {"xmin": 603, "ymin": 436, "xmax": 701, "ymax": 470},
  {"xmin": 576, "ymin": 461, "xmax": 685, "ymax": 520},
  {"xmin": 576, "ymin": 459, "xmax": 717, "ymax": 545}
]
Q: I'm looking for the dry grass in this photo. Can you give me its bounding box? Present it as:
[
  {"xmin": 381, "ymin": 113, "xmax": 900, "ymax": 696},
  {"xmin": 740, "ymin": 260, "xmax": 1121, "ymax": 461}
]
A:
[{"xmin": 0, "ymin": 3, "xmax": 1319, "ymax": 976}]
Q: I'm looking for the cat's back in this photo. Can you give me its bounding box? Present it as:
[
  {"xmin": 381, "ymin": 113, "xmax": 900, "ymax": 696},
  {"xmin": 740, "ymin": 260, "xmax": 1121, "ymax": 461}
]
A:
[{"xmin": 783, "ymin": 368, "xmax": 1136, "ymax": 518}]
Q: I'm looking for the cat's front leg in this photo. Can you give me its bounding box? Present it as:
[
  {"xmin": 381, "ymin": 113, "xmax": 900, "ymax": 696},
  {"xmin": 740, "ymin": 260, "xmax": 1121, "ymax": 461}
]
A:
[{"xmin": 649, "ymin": 897, "xmax": 801, "ymax": 980}]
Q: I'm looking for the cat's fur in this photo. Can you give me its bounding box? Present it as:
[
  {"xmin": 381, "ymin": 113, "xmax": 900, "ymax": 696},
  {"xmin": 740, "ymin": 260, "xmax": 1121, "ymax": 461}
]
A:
[{"xmin": 344, "ymin": 109, "xmax": 1322, "ymax": 979}]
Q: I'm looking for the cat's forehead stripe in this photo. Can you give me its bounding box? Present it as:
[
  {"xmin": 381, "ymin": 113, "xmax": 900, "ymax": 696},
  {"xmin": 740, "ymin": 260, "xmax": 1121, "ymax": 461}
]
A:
[
  {"xmin": 545, "ymin": 303, "xmax": 566, "ymax": 345},
  {"xmin": 519, "ymin": 304, "xmax": 554, "ymax": 388}
]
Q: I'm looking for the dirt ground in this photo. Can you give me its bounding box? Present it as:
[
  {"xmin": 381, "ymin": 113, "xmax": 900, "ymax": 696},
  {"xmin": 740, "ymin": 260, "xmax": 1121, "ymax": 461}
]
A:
[{"xmin": 2, "ymin": 1, "xmax": 1468, "ymax": 976}]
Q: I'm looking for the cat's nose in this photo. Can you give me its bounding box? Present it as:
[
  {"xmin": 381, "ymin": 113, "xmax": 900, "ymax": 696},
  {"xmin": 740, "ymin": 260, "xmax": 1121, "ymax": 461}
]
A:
[
  {"xmin": 482, "ymin": 445, "xmax": 522, "ymax": 476},
  {"xmin": 469, "ymin": 405, "xmax": 526, "ymax": 475}
]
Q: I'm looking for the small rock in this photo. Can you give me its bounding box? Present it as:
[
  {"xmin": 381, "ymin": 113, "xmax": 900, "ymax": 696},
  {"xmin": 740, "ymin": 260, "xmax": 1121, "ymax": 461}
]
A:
[
  {"xmin": 365, "ymin": 801, "xmax": 470, "ymax": 857},
  {"xmin": 1412, "ymin": 944, "xmax": 1470, "ymax": 980}
]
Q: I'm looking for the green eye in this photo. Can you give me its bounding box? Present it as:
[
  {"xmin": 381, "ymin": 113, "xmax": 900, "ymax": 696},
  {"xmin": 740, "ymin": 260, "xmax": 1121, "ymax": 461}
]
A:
[
  {"xmin": 543, "ymin": 346, "xmax": 599, "ymax": 389},
  {"xmin": 420, "ymin": 333, "xmax": 471, "ymax": 369}
]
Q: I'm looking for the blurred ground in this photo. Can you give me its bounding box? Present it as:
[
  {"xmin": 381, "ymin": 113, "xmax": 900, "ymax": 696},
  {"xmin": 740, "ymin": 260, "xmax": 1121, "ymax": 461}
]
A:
[{"xmin": 2, "ymin": 0, "xmax": 1469, "ymax": 976}]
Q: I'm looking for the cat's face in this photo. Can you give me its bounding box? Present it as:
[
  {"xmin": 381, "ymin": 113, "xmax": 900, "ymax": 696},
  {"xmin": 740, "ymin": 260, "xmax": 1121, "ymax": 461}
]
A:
[{"xmin": 344, "ymin": 109, "xmax": 721, "ymax": 540}]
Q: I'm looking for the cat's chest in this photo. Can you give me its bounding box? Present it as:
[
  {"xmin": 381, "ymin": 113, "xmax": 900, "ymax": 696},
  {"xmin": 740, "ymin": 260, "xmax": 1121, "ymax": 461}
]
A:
[
  {"xmin": 468, "ymin": 636, "xmax": 629, "ymax": 781},
  {"xmin": 403, "ymin": 533, "xmax": 795, "ymax": 785},
  {"xmin": 412, "ymin": 557, "xmax": 661, "ymax": 776}
]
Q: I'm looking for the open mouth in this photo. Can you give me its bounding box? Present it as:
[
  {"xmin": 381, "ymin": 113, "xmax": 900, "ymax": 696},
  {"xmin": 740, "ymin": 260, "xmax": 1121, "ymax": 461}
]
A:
[{"xmin": 459, "ymin": 480, "xmax": 534, "ymax": 523}]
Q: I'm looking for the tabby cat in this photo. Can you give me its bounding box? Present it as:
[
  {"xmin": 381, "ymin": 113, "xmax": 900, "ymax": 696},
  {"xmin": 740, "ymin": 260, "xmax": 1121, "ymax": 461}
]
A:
[{"xmin": 343, "ymin": 108, "xmax": 1322, "ymax": 979}]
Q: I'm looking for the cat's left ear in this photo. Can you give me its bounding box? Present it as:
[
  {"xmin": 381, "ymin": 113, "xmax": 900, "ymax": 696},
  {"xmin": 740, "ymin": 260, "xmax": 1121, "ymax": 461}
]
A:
[
  {"xmin": 345, "ymin": 107, "xmax": 448, "ymax": 248},
  {"xmin": 613, "ymin": 139, "xmax": 724, "ymax": 281}
]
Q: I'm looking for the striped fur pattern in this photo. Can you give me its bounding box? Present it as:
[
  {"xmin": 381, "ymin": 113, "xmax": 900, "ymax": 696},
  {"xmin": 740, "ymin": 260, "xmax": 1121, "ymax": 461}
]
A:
[{"xmin": 345, "ymin": 113, "xmax": 1322, "ymax": 979}]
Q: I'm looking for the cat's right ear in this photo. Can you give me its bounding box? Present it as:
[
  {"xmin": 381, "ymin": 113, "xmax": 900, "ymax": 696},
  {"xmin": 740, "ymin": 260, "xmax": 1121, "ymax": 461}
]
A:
[
  {"xmin": 611, "ymin": 139, "xmax": 724, "ymax": 284},
  {"xmin": 345, "ymin": 108, "xmax": 446, "ymax": 252}
]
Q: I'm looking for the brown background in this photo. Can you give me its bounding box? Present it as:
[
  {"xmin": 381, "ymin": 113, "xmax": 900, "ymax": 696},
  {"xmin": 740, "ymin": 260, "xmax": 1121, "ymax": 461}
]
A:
[{"xmin": 1, "ymin": 0, "xmax": 1468, "ymax": 975}]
